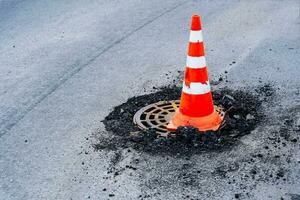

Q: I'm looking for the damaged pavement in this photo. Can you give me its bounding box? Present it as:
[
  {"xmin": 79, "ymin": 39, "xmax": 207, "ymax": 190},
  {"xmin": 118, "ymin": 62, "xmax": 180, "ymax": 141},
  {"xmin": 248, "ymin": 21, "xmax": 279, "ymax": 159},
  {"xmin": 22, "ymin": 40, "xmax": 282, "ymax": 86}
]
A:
[
  {"xmin": 0, "ymin": 0, "xmax": 299, "ymax": 200},
  {"xmin": 95, "ymin": 82, "xmax": 299, "ymax": 200}
]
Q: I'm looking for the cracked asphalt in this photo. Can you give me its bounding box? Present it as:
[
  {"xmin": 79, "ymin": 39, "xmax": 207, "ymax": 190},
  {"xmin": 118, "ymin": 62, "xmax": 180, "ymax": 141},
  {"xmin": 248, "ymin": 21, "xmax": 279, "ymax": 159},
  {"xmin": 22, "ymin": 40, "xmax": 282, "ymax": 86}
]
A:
[{"xmin": 0, "ymin": 0, "xmax": 299, "ymax": 199}]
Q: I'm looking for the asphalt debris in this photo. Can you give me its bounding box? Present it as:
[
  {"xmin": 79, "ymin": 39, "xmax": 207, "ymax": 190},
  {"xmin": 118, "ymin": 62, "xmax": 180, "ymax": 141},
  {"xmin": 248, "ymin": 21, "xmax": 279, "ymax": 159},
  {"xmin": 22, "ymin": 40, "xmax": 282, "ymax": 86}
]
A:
[{"xmin": 95, "ymin": 84, "xmax": 270, "ymax": 156}]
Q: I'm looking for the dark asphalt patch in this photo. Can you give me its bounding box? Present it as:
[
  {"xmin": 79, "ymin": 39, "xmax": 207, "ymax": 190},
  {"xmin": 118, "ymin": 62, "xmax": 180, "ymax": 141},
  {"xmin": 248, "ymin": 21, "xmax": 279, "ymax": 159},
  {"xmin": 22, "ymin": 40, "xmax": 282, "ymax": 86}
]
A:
[
  {"xmin": 91, "ymin": 83, "xmax": 300, "ymax": 199},
  {"xmin": 95, "ymin": 85, "xmax": 271, "ymax": 156}
]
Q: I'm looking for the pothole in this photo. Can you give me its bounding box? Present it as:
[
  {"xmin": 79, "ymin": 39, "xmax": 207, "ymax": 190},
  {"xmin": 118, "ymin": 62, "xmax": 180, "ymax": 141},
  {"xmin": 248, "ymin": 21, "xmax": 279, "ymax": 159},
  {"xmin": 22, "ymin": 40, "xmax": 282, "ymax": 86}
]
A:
[{"xmin": 95, "ymin": 85, "xmax": 273, "ymax": 156}]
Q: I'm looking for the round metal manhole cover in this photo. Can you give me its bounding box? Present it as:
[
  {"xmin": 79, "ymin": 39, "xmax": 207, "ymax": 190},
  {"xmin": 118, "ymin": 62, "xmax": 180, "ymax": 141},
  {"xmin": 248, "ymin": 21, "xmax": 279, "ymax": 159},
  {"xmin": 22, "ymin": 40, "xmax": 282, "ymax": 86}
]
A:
[
  {"xmin": 133, "ymin": 100, "xmax": 180, "ymax": 137},
  {"xmin": 133, "ymin": 100, "xmax": 226, "ymax": 137}
]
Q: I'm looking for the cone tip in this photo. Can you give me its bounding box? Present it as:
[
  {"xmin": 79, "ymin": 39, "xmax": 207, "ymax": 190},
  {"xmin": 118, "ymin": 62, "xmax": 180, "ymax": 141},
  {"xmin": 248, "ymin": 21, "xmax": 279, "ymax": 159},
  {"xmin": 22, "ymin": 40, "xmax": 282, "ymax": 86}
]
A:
[
  {"xmin": 191, "ymin": 14, "xmax": 201, "ymax": 30},
  {"xmin": 192, "ymin": 14, "xmax": 200, "ymax": 19}
]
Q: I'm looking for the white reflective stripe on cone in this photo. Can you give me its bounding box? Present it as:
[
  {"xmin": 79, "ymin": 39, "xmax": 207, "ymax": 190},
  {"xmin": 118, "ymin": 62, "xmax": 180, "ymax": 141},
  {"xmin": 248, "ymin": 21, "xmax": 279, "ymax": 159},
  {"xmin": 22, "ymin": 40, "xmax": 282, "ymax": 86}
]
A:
[
  {"xmin": 189, "ymin": 30, "xmax": 203, "ymax": 43},
  {"xmin": 182, "ymin": 81, "xmax": 211, "ymax": 95},
  {"xmin": 186, "ymin": 56, "xmax": 206, "ymax": 69}
]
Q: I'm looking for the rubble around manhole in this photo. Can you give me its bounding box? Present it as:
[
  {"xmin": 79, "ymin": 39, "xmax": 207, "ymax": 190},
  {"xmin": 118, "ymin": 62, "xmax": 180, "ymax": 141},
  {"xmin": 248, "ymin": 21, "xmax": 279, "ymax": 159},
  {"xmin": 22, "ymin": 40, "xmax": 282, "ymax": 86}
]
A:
[{"xmin": 96, "ymin": 84, "xmax": 273, "ymax": 155}]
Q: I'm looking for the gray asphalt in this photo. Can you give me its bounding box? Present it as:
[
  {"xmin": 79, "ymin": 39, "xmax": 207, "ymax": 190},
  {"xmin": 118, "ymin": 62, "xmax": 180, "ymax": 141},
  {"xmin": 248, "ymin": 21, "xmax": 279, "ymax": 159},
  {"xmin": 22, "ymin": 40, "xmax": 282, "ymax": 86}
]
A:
[{"xmin": 0, "ymin": 0, "xmax": 299, "ymax": 199}]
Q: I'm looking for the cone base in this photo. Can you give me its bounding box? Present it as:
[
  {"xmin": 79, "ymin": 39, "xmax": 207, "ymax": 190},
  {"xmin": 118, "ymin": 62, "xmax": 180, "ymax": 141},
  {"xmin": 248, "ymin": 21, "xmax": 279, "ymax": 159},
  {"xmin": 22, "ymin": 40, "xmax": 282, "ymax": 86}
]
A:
[{"xmin": 167, "ymin": 109, "xmax": 224, "ymax": 132}]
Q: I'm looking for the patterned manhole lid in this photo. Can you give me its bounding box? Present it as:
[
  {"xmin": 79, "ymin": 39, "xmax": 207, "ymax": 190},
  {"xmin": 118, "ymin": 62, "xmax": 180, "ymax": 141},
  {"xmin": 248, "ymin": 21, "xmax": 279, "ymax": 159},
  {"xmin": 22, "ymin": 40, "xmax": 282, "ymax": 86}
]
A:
[
  {"xmin": 133, "ymin": 100, "xmax": 179, "ymax": 137},
  {"xmin": 133, "ymin": 100, "xmax": 226, "ymax": 137}
]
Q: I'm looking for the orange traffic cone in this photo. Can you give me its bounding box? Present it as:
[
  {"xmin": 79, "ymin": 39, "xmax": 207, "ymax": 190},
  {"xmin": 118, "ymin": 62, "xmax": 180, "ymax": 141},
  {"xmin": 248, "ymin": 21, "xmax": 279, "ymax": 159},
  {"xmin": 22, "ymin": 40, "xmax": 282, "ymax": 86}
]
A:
[{"xmin": 167, "ymin": 15, "xmax": 224, "ymax": 132}]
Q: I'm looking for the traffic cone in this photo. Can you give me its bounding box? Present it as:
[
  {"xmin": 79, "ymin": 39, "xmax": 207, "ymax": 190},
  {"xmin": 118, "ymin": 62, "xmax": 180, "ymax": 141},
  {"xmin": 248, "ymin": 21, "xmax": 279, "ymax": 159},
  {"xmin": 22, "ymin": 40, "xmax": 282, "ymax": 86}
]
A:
[{"xmin": 167, "ymin": 15, "xmax": 224, "ymax": 132}]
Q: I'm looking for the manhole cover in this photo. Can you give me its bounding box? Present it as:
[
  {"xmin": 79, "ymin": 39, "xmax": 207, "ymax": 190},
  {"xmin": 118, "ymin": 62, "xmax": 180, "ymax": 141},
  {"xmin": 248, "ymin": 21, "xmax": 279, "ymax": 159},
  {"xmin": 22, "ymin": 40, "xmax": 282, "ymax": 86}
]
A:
[
  {"xmin": 133, "ymin": 100, "xmax": 179, "ymax": 137},
  {"xmin": 133, "ymin": 100, "xmax": 226, "ymax": 137}
]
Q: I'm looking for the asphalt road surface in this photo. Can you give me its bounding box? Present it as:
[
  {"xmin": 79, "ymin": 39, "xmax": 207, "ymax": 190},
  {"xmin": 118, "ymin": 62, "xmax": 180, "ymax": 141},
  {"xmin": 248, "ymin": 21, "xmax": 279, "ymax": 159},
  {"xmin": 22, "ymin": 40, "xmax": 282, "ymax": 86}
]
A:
[{"xmin": 0, "ymin": 0, "xmax": 299, "ymax": 199}]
